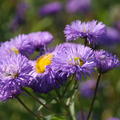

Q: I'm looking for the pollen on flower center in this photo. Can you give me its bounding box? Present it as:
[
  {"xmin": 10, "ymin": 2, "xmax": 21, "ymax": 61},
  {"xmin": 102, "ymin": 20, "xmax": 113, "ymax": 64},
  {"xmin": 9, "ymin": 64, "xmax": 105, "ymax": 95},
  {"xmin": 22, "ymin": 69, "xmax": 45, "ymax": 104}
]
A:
[
  {"xmin": 69, "ymin": 57, "xmax": 84, "ymax": 66},
  {"xmin": 5, "ymin": 72, "xmax": 19, "ymax": 79},
  {"xmin": 35, "ymin": 53, "xmax": 53, "ymax": 73},
  {"xmin": 11, "ymin": 48, "xmax": 19, "ymax": 54}
]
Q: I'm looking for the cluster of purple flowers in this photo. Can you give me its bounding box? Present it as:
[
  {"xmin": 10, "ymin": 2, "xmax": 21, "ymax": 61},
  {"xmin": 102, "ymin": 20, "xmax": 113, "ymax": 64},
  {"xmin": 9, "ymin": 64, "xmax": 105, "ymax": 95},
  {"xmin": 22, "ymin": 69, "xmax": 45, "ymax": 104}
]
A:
[
  {"xmin": 0, "ymin": 31, "xmax": 54, "ymax": 101},
  {"xmin": 0, "ymin": 19, "xmax": 119, "ymax": 102},
  {"xmin": 39, "ymin": 2, "xmax": 62, "ymax": 16},
  {"xmin": 39, "ymin": 0, "xmax": 91, "ymax": 16}
]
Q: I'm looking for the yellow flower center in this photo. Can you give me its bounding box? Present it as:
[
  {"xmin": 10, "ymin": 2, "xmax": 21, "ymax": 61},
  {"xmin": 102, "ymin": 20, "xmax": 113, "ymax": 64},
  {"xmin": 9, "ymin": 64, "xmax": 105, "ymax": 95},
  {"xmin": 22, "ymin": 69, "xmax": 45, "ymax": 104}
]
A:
[
  {"xmin": 35, "ymin": 53, "xmax": 53, "ymax": 73},
  {"xmin": 11, "ymin": 48, "xmax": 19, "ymax": 54},
  {"xmin": 69, "ymin": 57, "xmax": 84, "ymax": 66}
]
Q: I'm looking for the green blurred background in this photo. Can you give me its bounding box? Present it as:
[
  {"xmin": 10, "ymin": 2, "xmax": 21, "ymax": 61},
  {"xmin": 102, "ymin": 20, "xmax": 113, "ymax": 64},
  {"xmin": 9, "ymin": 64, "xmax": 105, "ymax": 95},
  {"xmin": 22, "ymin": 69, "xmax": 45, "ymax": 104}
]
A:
[{"xmin": 0, "ymin": 0, "xmax": 120, "ymax": 120}]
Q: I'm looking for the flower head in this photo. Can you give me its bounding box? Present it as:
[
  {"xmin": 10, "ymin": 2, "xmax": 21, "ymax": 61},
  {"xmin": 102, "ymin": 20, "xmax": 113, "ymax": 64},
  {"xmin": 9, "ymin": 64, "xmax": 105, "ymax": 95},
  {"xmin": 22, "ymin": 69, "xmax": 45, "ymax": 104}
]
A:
[
  {"xmin": 0, "ymin": 34, "xmax": 34, "ymax": 57},
  {"xmin": 16, "ymin": 1, "xmax": 29, "ymax": 19},
  {"xmin": 9, "ymin": 2, "xmax": 29, "ymax": 31},
  {"xmin": 79, "ymin": 80, "xmax": 96, "ymax": 98},
  {"xmin": 64, "ymin": 20, "xmax": 106, "ymax": 45},
  {"xmin": 30, "ymin": 53, "xmax": 67, "ymax": 93},
  {"xmin": 98, "ymin": 27, "xmax": 120, "ymax": 45},
  {"xmin": 0, "ymin": 53, "xmax": 33, "ymax": 101},
  {"xmin": 28, "ymin": 31, "xmax": 54, "ymax": 50},
  {"xmin": 39, "ymin": 2, "xmax": 62, "ymax": 16},
  {"xmin": 95, "ymin": 50, "xmax": 120, "ymax": 73},
  {"xmin": 66, "ymin": 0, "xmax": 91, "ymax": 13},
  {"xmin": 52, "ymin": 43, "xmax": 96, "ymax": 80}
]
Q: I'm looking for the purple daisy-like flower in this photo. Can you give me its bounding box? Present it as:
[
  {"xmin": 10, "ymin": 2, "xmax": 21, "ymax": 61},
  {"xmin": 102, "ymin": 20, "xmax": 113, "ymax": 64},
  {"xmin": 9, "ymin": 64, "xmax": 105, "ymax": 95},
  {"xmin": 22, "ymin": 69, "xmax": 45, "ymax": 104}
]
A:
[
  {"xmin": 31, "ymin": 68, "xmax": 67, "ymax": 93},
  {"xmin": 107, "ymin": 118, "xmax": 120, "ymax": 120},
  {"xmin": 66, "ymin": 0, "xmax": 91, "ymax": 14},
  {"xmin": 29, "ymin": 53, "xmax": 67, "ymax": 93},
  {"xmin": 28, "ymin": 31, "xmax": 54, "ymax": 49},
  {"xmin": 98, "ymin": 27, "xmax": 120, "ymax": 45},
  {"xmin": 95, "ymin": 50, "xmax": 120, "ymax": 73},
  {"xmin": 79, "ymin": 80, "xmax": 96, "ymax": 98},
  {"xmin": 0, "ymin": 34, "xmax": 34, "ymax": 57},
  {"xmin": 64, "ymin": 20, "xmax": 106, "ymax": 45},
  {"xmin": 52, "ymin": 43, "xmax": 96, "ymax": 80},
  {"xmin": 0, "ymin": 53, "xmax": 33, "ymax": 101},
  {"xmin": 39, "ymin": 2, "xmax": 62, "ymax": 16}
]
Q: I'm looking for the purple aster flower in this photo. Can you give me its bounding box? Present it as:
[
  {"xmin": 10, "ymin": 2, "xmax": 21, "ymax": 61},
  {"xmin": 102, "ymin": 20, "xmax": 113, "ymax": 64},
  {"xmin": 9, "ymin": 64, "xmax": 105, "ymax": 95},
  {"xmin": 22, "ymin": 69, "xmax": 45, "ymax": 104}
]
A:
[
  {"xmin": 28, "ymin": 31, "xmax": 54, "ymax": 50},
  {"xmin": 66, "ymin": 0, "xmax": 91, "ymax": 14},
  {"xmin": 107, "ymin": 118, "xmax": 120, "ymax": 120},
  {"xmin": 39, "ymin": 2, "xmax": 62, "ymax": 16},
  {"xmin": 52, "ymin": 43, "xmax": 96, "ymax": 80},
  {"xmin": 29, "ymin": 53, "xmax": 67, "ymax": 93},
  {"xmin": 64, "ymin": 20, "xmax": 106, "ymax": 46},
  {"xmin": 98, "ymin": 27, "xmax": 120, "ymax": 45},
  {"xmin": 27, "ymin": 31, "xmax": 54, "ymax": 58},
  {"xmin": 0, "ymin": 34, "xmax": 34, "ymax": 57},
  {"xmin": 95, "ymin": 50, "xmax": 120, "ymax": 73},
  {"xmin": 0, "ymin": 53, "xmax": 33, "ymax": 101},
  {"xmin": 79, "ymin": 80, "xmax": 96, "ymax": 98}
]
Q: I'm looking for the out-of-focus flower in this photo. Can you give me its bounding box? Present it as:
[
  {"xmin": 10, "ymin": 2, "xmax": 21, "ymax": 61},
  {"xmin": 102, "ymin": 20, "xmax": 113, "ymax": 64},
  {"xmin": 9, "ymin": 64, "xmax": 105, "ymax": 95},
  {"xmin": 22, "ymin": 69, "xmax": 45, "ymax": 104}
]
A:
[
  {"xmin": 28, "ymin": 31, "xmax": 54, "ymax": 50},
  {"xmin": 9, "ymin": 1, "xmax": 29, "ymax": 31},
  {"xmin": 9, "ymin": 16, "xmax": 25, "ymax": 31},
  {"xmin": 64, "ymin": 20, "xmax": 106, "ymax": 46},
  {"xmin": 30, "ymin": 53, "xmax": 67, "ymax": 93},
  {"xmin": 115, "ymin": 21, "xmax": 120, "ymax": 31},
  {"xmin": 16, "ymin": 1, "xmax": 29, "ymax": 19},
  {"xmin": 76, "ymin": 111, "xmax": 87, "ymax": 120},
  {"xmin": 39, "ymin": 2, "xmax": 62, "ymax": 16},
  {"xmin": 95, "ymin": 50, "xmax": 120, "ymax": 73},
  {"xmin": 79, "ymin": 80, "xmax": 96, "ymax": 98},
  {"xmin": 98, "ymin": 27, "xmax": 120, "ymax": 45},
  {"xmin": 0, "ymin": 53, "xmax": 33, "ymax": 101},
  {"xmin": 107, "ymin": 118, "xmax": 120, "ymax": 120},
  {"xmin": 0, "ymin": 34, "xmax": 34, "ymax": 57},
  {"xmin": 66, "ymin": 0, "xmax": 91, "ymax": 13},
  {"xmin": 52, "ymin": 43, "xmax": 96, "ymax": 80}
]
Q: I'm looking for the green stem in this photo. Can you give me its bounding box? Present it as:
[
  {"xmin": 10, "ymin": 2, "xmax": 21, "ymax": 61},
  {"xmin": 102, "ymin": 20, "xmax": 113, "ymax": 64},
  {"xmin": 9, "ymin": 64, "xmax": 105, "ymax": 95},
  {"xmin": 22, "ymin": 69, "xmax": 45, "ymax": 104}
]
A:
[
  {"xmin": 84, "ymin": 37, "xmax": 88, "ymax": 46},
  {"xmin": 87, "ymin": 73, "xmax": 102, "ymax": 120},
  {"xmin": 23, "ymin": 88, "xmax": 48, "ymax": 110},
  {"xmin": 63, "ymin": 80, "xmax": 72, "ymax": 97},
  {"xmin": 55, "ymin": 89, "xmax": 62, "ymax": 103},
  {"xmin": 66, "ymin": 89, "xmax": 77, "ymax": 120},
  {"xmin": 68, "ymin": 97, "xmax": 76, "ymax": 120},
  {"xmin": 16, "ymin": 96, "xmax": 42, "ymax": 120}
]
